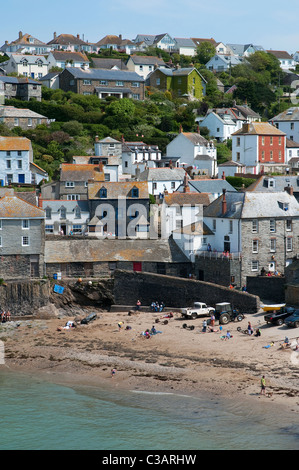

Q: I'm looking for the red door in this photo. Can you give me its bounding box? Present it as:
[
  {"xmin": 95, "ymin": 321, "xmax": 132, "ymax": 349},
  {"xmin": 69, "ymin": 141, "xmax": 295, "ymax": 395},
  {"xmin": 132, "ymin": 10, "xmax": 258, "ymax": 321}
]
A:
[{"xmin": 133, "ymin": 262, "xmax": 142, "ymax": 272}]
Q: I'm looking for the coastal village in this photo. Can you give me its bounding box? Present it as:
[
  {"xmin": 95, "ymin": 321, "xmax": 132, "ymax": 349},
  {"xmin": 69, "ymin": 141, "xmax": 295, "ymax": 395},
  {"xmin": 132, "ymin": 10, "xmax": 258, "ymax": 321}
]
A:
[{"xmin": 0, "ymin": 29, "xmax": 298, "ymax": 418}]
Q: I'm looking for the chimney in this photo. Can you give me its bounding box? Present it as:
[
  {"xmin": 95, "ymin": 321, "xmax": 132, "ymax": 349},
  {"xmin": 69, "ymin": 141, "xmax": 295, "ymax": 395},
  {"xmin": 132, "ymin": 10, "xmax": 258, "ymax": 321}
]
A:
[
  {"xmin": 95, "ymin": 135, "xmax": 99, "ymax": 142},
  {"xmin": 284, "ymin": 185, "xmax": 294, "ymax": 196},
  {"xmin": 119, "ymin": 34, "xmax": 122, "ymax": 40},
  {"xmin": 135, "ymin": 165, "xmax": 140, "ymax": 180},
  {"xmin": 222, "ymin": 189, "xmax": 227, "ymax": 216},
  {"xmin": 222, "ymin": 171, "xmax": 226, "ymax": 180},
  {"xmin": 38, "ymin": 195, "xmax": 43, "ymax": 208},
  {"xmin": 99, "ymin": 161, "xmax": 104, "ymax": 173},
  {"xmin": 183, "ymin": 173, "xmax": 190, "ymax": 192},
  {"xmin": 179, "ymin": 124, "xmax": 183, "ymax": 133},
  {"xmin": 242, "ymin": 122, "xmax": 250, "ymax": 133},
  {"xmin": 19, "ymin": 31, "xmax": 23, "ymax": 40},
  {"xmin": 77, "ymin": 34, "xmax": 80, "ymax": 39},
  {"xmin": 54, "ymin": 32, "xmax": 57, "ymax": 39},
  {"xmin": 197, "ymin": 125, "xmax": 200, "ymax": 134},
  {"xmin": 169, "ymin": 159, "xmax": 173, "ymax": 169}
]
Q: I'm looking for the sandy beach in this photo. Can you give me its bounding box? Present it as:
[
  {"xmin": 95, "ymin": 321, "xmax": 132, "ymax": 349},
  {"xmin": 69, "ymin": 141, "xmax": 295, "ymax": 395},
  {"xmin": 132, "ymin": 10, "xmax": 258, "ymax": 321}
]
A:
[{"xmin": 0, "ymin": 306, "xmax": 298, "ymax": 414}]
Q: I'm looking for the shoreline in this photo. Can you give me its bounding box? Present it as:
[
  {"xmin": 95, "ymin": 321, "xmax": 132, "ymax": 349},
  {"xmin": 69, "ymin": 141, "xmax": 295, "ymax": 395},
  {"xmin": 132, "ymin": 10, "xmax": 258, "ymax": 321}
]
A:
[{"xmin": 1, "ymin": 308, "xmax": 298, "ymax": 416}]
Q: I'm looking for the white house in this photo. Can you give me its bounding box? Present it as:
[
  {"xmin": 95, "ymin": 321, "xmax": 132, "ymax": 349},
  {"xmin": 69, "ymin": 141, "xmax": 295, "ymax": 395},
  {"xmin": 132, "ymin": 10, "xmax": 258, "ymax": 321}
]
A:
[
  {"xmin": 4, "ymin": 54, "xmax": 49, "ymax": 79},
  {"xmin": 166, "ymin": 131, "xmax": 217, "ymax": 175},
  {"xmin": 267, "ymin": 50, "xmax": 296, "ymax": 71},
  {"xmin": 270, "ymin": 107, "xmax": 299, "ymax": 143},
  {"xmin": 0, "ymin": 136, "xmax": 47, "ymax": 186},
  {"xmin": 1, "ymin": 31, "xmax": 52, "ymax": 55},
  {"xmin": 47, "ymin": 51, "xmax": 89, "ymax": 70},
  {"xmin": 200, "ymin": 111, "xmax": 237, "ymax": 142},
  {"xmin": 173, "ymin": 38, "xmax": 197, "ymax": 56},
  {"xmin": 217, "ymin": 160, "xmax": 246, "ymax": 177},
  {"xmin": 125, "ymin": 55, "xmax": 166, "ymax": 79},
  {"xmin": 205, "ymin": 54, "xmax": 242, "ymax": 72},
  {"xmin": 139, "ymin": 167, "xmax": 186, "ymax": 197},
  {"xmin": 42, "ymin": 199, "xmax": 90, "ymax": 235},
  {"xmin": 122, "ymin": 140, "xmax": 162, "ymax": 176}
]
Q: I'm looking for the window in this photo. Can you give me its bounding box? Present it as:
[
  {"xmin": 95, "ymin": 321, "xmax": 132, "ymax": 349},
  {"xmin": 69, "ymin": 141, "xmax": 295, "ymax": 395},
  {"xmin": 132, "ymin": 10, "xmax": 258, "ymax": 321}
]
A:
[
  {"xmin": 270, "ymin": 238, "xmax": 276, "ymax": 252},
  {"xmin": 262, "ymin": 136, "xmax": 265, "ymax": 145},
  {"xmin": 17, "ymin": 160, "xmax": 22, "ymax": 169},
  {"xmin": 212, "ymin": 219, "xmax": 216, "ymax": 232},
  {"xmin": 100, "ymin": 80, "xmax": 108, "ymax": 85},
  {"xmin": 291, "ymin": 123, "xmax": 294, "ymax": 130},
  {"xmin": 104, "ymin": 173, "xmax": 110, "ymax": 182},
  {"xmin": 139, "ymin": 65, "xmax": 143, "ymax": 71},
  {"xmin": 72, "ymin": 224, "xmax": 82, "ymax": 233},
  {"xmin": 116, "ymin": 81, "xmax": 124, "ymax": 87},
  {"xmin": 261, "ymin": 151, "xmax": 265, "ymax": 160},
  {"xmin": 279, "ymin": 136, "xmax": 282, "ymax": 145},
  {"xmin": 270, "ymin": 219, "xmax": 276, "ymax": 232},
  {"xmin": 22, "ymin": 236, "xmax": 29, "ymax": 246},
  {"xmin": 67, "ymin": 194, "xmax": 80, "ymax": 200},
  {"xmin": 17, "ymin": 151, "xmax": 22, "ymax": 156},
  {"xmin": 28, "ymin": 118, "xmax": 32, "ymax": 127},
  {"xmin": 270, "ymin": 151, "xmax": 273, "ymax": 160},
  {"xmin": 229, "ymin": 220, "xmax": 233, "ymax": 233},
  {"xmin": 6, "ymin": 160, "xmax": 11, "ymax": 169},
  {"xmin": 65, "ymin": 181, "xmax": 74, "ymax": 187},
  {"xmin": 270, "ymin": 136, "xmax": 273, "ymax": 146},
  {"xmin": 251, "ymin": 260, "xmax": 259, "ymax": 272},
  {"xmin": 131, "ymin": 82, "xmax": 140, "ymax": 87},
  {"xmin": 0, "ymin": 235, "xmax": 2, "ymax": 246},
  {"xmin": 60, "ymin": 207, "xmax": 66, "ymax": 219},
  {"xmin": 83, "ymin": 79, "xmax": 91, "ymax": 85},
  {"xmin": 99, "ymin": 187, "xmax": 107, "ymax": 198},
  {"xmin": 286, "ymin": 237, "xmax": 293, "ymax": 251},
  {"xmin": 132, "ymin": 187, "xmax": 139, "ymax": 197},
  {"xmin": 0, "ymin": 220, "xmax": 2, "ymax": 230},
  {"xmin": 132, "ymin": 94, "xmax": 140, "ymax": 100},
  {"xmin": 279, "ymin": 151, "xmax": 282, "ymax": 160},
  {"xmin": 252, "ymin": 240, "xmax": 258, "ymax": 253},
  {"xmin": 156, "ymin": 78, "xmax": 160, "ymax": 86},
  {"xmin": 236, "ymin": 137, "xmax": 240, "ymax": 146},
  {"xmin": 22, "ymin": 219, "xmax": 30, "ymax": 229},
  {"xmin": 75, "ymin": 207, "xmax": 81, "ymax": 218},
  {"xmin": 153, "ymin": 182, "xmax": 157, "ymax": 190},
  {"xmin": 252, "ymin": 219, "xmax": 258, "ymax": 233},
  {"xmin": 45, "ymin": 208, "xmax": 51, "ymax": 219},
  {"xmin": 14, "ymin": 118, "xmax": 19, "ymax": 126},
  {"xmin": 286, "ymin": 219, "xmax": 292, "ymax": 231},
  {"xmin": 171, "ymin": 182, "xmax": 175, "ymax": 189},
  {"xmin": 45, "ymin": 225, "xmax": 54, "ymax": 233},
  {"xmin": 236, "ymin": 152, "xmax": 240, "ymax": 161}
]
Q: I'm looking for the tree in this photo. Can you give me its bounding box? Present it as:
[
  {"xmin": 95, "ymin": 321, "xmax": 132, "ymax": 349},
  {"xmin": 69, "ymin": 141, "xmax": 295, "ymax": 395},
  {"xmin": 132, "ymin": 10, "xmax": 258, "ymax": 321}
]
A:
[{"xmin": 196, "ymin": 42, "xmax": 216, "ymax": 65}]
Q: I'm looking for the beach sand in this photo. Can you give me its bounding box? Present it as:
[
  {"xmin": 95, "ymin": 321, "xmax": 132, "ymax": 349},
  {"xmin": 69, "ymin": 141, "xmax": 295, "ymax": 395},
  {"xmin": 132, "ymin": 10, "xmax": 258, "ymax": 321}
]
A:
[{"xmin": 0, "ymin": 307, "xmax": 298, "ymax": 414}]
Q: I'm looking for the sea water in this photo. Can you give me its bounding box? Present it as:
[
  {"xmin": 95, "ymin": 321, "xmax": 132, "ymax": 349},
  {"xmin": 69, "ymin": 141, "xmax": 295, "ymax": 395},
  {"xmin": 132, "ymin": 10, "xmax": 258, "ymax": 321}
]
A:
[{"xmin": 0, "ymin": 370, "xmax": 298, "ymax": 450}]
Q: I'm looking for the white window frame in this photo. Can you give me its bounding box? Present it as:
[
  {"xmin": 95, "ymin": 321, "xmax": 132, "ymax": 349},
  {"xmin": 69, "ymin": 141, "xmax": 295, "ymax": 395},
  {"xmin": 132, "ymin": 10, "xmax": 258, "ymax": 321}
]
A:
[
  {"xmin": 22, "ymin": 236, "xmax": 30, "ymax": 246},
  {"xmin": 270, "ymin": 238, "xmax": 276, "ymax": 252},
  {"xmin": 251, "ymin": 260, "xmax": 259, "ymax": 272},
  {"xmin": 252, "ymin": 240, "xmax": 258, "ymax": 253},
  {"xmin": 270, "ymin": 219, "xmax": 276, "ymax": 232},
  {"xmin": 286, "ymin": 237, "xmax": 293, "ymax": 252},
  {"xmin": 65, "ymin": 181, "xmax": 75, "ymax": 188},
  {"xmin": 252, "ymin": 219, "xmax": 258, "ymax": 233},
  {"xmin": 22, "ymin": 219, "xmax": 30, "ymax": 229}
]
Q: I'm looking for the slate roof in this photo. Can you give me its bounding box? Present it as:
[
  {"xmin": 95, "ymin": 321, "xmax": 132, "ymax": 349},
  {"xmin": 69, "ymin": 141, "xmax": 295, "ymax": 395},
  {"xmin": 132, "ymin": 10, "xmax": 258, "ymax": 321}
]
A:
[
  {"xmin": 64, "ymin": 67, "xmax": 144, "ymax": 82},
  {"xmin": 176, "ymin": 179, "xmax": 236, "ymax": 194},
  {"xmin": 45, "ymin": 238, "xmax": 190, "ymax": 263},
  {"xmin": 41, "ymin": 199, "xmax": 89, "ymax": 212},
  {"xmin": 128, "ymin": 55, "xmax": 165, "ymax": 66},
  {"xmin": 0, "ymin": 195, "xmax": 44, "ymax": 218},
  {"xmin": 246, "ymin": 175, "xmax": 299, "ymax": 192},
  {"xmin": 180, "ymin": 131, "xmax": 209, "ymax": 145},
  {"xmin": 9, "ymin": 54, "xmax": 48, "ymax": 65},
  {"xmin": 91, "ymin": 58, "xmax": 128, "ymax": 70},
  {"xmin": 0, "ymin": 76, "xmax": 40, "ymax": 85},
  {"xmin": 139, "ymin": 167, "xmax": 186, "ymax": 181},
  {"xmin": 270, "ymin": 107, "xmax": 299, "ymax": 122},
  {"xmin": 191, "ymin": 38, "xmax": 217, "ymax": 46},
  {"xmin": 173, "ymin": 220, "xmax": 214, "ymax": 236},
  {"xmin": 0, "ymin": 106, "xmax": 46, "ymax": 119},
  {"xmin": 60, "ymin": 164, "xmax": 105, "ymax": 182}
]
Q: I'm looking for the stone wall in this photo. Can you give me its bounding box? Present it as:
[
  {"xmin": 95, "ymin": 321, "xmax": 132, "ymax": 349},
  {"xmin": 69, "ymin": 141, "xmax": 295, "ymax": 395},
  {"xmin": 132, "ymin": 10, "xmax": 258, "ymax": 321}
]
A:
[
  {"xmin": 0, "ymin": 279, "xmax": 50, "ymax": 315},
  {"xmin": 113, "ymin": 270, "xmax": 260, "ymax": 313},
  {"xmin": 246, "ymin": 276, "xmax": 286, "ymax": 303}
]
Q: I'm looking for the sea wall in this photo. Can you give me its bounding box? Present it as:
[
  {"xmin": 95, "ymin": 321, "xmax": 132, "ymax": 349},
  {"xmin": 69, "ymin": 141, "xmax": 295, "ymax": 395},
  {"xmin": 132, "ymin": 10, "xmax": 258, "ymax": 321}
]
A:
[
  {"xmin": 246, "ymin": 276, "xmax": 285, "ymax": 303},
  {"xmin": 113, "ymin": 270, "xmax": 260, "ymax": 313},
  {"xmin": 0, "ymin": 280, "xmax": 51, "ymax": 315}
]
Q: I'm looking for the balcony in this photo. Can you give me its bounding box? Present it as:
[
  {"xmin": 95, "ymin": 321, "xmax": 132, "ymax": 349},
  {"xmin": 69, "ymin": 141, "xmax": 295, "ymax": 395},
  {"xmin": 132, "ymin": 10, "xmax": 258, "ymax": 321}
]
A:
[{"xmin": 195, "ymin": 250, "xmax": 242, "ymax": 261}]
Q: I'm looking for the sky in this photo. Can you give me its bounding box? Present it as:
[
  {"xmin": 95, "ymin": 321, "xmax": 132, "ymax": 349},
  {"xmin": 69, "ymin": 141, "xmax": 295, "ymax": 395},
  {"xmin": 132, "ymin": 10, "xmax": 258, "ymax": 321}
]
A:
[{"xmin": 1, "ymin": 0, "xmax": 299, "ymax": 53}]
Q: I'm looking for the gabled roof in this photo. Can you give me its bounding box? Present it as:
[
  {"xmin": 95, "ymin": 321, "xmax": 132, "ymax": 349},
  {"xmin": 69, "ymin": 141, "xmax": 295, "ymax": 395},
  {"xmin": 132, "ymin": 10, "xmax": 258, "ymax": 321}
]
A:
[
  {"xmin": 270, "ymin": 107, "xmax": 299, "ymax": 122},
  {"xmin": 49, "ymin": 50, "xmax": 89, "ymax": 62},
  {"xmin": 95, "ymin": 35, "xmax": 123, "ymax": 46},
  {"xmin": 267, "ymin": 50, "xmax": 293, "ymax": 60},
  {"xmin": 179, "ymin": 131, "xmax": 209, "ymax": 145},
  {"xmin": 173, "ymin": 220, "xmax": 214, "ymax": 236},
  {"xmin": 0, "ymin": 106, "xmax": 46, "ymax": 119},
  {"xmin": 177, "ymin": 179, "xmax": 236, "ymax": 194},
  {"xmin": 0, "ymin": 136, "xmax": 31, "ymax": 151},
  {"xmin": 6, "ymin": 32, "xmax": 47, "ymax": 47},
  {"xmin": 232, "ymin": 122, "xmax": 286, "ymax": 136},
  {"xmin": 60, "ymin": 164, "xmax": 105, "ymax": 182},
  {"xmin": 88, "ymin": 181, "xmax": 149, "ymax": 199},
  {"xmin": 174, "ymin": 38, "xmax": 197, "ymax": 48},
  {"xmin": 246, "ymin": 175, "xmax": 299, "ymax": 192},
  {"xmin": 128, "ymin": 55, "xmax": 165, "ymax": 66},
  {"xmin": 154, "ymin": 66, "xmax": 206, "ymax": 81},
  {"xmin": 0, "ymin": 195, "xmax": 44, "ymax": 218},
  {"xmin": 0, "ymin": 76, "xmax": 39, "ymax": 85},
  {"xmin": 41, "ymin": 199, "xmax": 89, "ymax": 212},
  {"xmin": 47, "ymin": 33, "xmax": 89, "ymax": 46},
  {"xmin": 139, "ymin": 167, "xmax": 186, "ymax": 181},
  {"xmin": 191, "ymin": 38, "xmax": 217, "ymax": 47},
  {"xmin": 9, "ymin": 53, "xmax": 48, "ymax": 65},
  {"xmin": 164, "ymin": 191, "xmax": 213, "ymax": 206},
  {"xmin": 90, "ymin": 58, "xmax": 128, "ymax": 70}
]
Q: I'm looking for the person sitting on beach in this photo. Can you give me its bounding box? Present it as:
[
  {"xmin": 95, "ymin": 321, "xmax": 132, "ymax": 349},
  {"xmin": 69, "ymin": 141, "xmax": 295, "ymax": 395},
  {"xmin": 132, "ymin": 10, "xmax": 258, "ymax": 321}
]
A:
[
  {"xmin": 225, "ymin": 331, "xmax": 232, "ymax": 340},
  {"xmin": 254, "ymin": 328, "xmax": 261, "ymax": 337}
]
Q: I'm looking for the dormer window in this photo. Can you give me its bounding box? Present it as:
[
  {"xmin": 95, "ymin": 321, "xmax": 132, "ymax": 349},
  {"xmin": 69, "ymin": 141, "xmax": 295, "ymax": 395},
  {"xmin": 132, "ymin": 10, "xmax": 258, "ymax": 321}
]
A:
[
  {"xmin": 99, "ymin": 187, "xmax": 107, "ymax": 198},
  {"xmin": 131, "ymin": 187, "xmax": 139, "ymax": 198},
  {"xmin": 60, "ymin": 206, "xmax": 66, "ymax": 219}
]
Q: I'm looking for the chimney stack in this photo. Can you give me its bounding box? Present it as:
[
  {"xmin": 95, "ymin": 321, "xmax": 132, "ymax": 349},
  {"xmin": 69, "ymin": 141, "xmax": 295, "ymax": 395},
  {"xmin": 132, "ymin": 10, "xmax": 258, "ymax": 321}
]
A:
[
  {"xmin": 99, "ymin": 161, "xmax": 104, "ymax": 173},
  {"xmin": 169, "ymin": 159, "xmax": 173, "ymax": 169},
  {"xmin": 242, "ymin": 122, "xmax": 250, "ymax": 133},
  {"xmin": 183, "ymin": 172, "xmax": 190, "ymax": 192},
  {"xmin": 222, "ymin": 171, "xmax": 226, "ymax": 180},
  {"xmin": 19, "ymin": 31, "xmax": 23, "ymax": 40},
  {"xmin": 284, "ymin": 185, "xmax": 294, "ymax": 196},
  {"xmin": 54, "ymin": 32, "xmax": 57, "ymax": 39},
  {"xmin": 95, "ymin": 135, "xmax": 99, "ymax": 142},
  {"xmin": 222, "ymin": 189, "xmax": 227, "ymax": 216}
]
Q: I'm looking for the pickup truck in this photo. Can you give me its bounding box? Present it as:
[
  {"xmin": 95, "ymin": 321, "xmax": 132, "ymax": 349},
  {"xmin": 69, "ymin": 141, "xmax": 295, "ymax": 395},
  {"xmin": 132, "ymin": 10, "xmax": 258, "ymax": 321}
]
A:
[
  {"xmin": 264, "ymin": 306, "xmax": 296, "ymax": 326},
  {"xmin": 181, "ymin": 302, "xmax": 215, "ymax": 320}
]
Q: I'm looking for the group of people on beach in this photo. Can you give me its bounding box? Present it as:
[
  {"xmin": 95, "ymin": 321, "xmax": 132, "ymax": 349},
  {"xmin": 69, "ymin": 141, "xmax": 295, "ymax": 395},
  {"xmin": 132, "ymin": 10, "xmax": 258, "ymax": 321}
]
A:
[
  {"xmin": 1, "ymin": 310, "xmax": 11, "ymax": 322},
  {"xmin": 150, "ymin": 301, "xmax": 165, "ymax": 312}
]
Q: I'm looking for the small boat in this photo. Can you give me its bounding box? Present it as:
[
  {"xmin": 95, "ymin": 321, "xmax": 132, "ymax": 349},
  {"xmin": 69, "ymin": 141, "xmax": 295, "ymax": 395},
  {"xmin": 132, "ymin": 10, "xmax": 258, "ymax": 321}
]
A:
[{"xmin": 261, "ymin": 303, "xmax": 285, "ymax": 312}]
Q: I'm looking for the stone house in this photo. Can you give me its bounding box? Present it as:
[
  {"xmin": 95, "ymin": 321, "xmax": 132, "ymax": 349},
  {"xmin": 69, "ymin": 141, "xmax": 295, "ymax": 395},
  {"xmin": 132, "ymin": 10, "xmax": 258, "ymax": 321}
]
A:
[
  {"xmin": 42, "ymin": 199, "xmax": 90, "ymax": 235},
  {"xmin": 0, "ymin": 76, "xmax": 42, "ymax": 101},
  {"xmin": 47, "ymin": 51, "xmax": 89, "ymax": 70},
  {"xmin": 59, "ymin": 67, "xmax": 145, "ymax": 99},
  {"xmin": 0, "ymin": 105, "xmax": 48, "ymax": 130},
  {"xmin": 44, "ymin": 237, "xmax": 191, "ymax": 278},
  {"xmin": 147, "ymin": 66, "xmax": 206, "ymax": 100},
  {"xmin": 40, "ymin": 163, "xmax": 105, "ymax": 200},
  {"xmin": 94, "ymin": 136, "xmax": 122, "ymax": 158},
  {"xmin": 139, "ymin": 167, "xmax": 186, "ymax": 197},
  {"xmin": 195, "ymin": 188, "xmax": 299, "ymax": 287},
  {"xmin": 0, "ymin": 194, "xmax": 45, "ymax": 279},
  {"xmin": 231, "ymin": 122, "xmax": 287, "ymax": 174}
]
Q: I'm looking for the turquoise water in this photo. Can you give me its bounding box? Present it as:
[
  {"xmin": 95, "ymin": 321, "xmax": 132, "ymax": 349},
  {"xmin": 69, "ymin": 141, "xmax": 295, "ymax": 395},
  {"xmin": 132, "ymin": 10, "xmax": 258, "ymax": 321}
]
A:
[{"xmin": 0, "ymin": 370, "xmax": 298, "ymax": 450}]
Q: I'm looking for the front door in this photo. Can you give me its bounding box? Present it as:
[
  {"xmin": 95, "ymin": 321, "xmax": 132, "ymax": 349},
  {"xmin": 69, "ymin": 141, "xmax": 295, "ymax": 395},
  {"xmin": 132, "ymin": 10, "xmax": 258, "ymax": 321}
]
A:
[
  {"xmin": 18, "ymin": 174, "xmax": 25, "ymax": 183},
  {"xmin": 133, "ymin": 262, "xmax": 142, "ymax": 272}
]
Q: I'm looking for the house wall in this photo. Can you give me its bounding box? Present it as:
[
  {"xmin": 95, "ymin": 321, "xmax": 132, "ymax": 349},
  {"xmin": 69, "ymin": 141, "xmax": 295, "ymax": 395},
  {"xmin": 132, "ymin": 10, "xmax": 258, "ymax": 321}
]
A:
[
  {"xmin": 1, "ymin": 116, "xmax": 48, "ymax": 130},
  {"xmin": 258, "ymin": 135, "xmax": 285, "ymax": 163},
  {"xmin": 274, "ymin": 120, "xmax": 299, "ymax": 143},
  {"xmin": 0, "ymin": 149, "xmax": 31, "ymax": 185}
]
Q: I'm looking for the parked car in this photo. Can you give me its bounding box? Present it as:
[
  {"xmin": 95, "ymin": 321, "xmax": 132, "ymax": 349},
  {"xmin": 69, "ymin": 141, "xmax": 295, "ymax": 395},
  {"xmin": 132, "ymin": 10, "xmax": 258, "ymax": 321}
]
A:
[
  {"xmin": 264, "ymin": 306, "xmax": 296, "ymax": 326},
  {"xmin": 284, "ymin": 310, "xmax": 299, "ymax": 328},
  {"xmin": 181, "ymin": 302, "xmax": 215, "ymax": 320}
]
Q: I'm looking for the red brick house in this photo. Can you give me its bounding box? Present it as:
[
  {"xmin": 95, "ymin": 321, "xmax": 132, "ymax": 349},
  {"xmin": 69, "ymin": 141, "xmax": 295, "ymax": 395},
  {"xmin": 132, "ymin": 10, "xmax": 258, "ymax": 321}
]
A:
[{"xmin": 231, "ymin": 122, "xmax": 286, "ymax": 174}]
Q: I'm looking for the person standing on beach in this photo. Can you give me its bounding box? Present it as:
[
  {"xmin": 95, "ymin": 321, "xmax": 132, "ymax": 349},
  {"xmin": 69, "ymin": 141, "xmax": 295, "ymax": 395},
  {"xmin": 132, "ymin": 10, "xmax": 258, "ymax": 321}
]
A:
[{"xmin": 260, "ymin": 375, "xmax": 266, "ymax": 395}]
